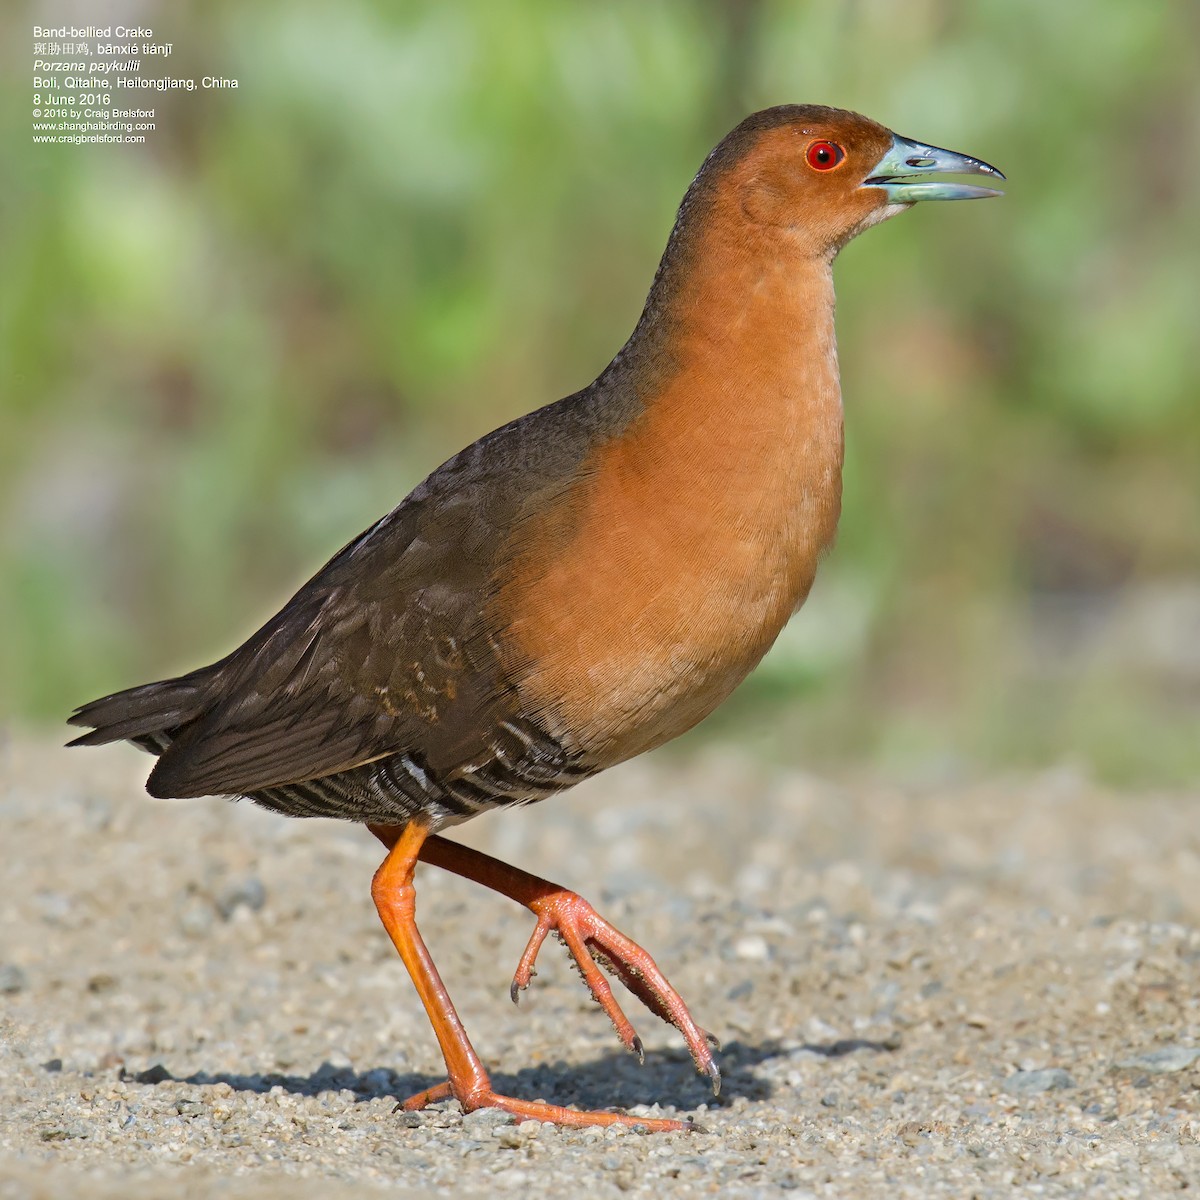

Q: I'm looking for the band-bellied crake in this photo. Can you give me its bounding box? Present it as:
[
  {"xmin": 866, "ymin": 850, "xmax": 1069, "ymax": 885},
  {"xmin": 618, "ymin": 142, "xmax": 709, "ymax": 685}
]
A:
[{"xmin": 69, "ymin": 105, "xmax": 1002, "ymax": 1131}]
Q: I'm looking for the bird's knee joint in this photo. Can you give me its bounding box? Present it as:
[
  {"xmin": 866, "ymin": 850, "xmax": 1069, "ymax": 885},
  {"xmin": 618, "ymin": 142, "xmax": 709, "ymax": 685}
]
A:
[{"xmin": 370, "ymin": 872, "xmax": 417, "ymax": 918}]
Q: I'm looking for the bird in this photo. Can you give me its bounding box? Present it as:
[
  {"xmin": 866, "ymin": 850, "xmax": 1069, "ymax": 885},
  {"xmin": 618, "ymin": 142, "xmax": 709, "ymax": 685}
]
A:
[{"xmin": 69, "ymin": 105, "xmax": 1003, "ymax": 1132}]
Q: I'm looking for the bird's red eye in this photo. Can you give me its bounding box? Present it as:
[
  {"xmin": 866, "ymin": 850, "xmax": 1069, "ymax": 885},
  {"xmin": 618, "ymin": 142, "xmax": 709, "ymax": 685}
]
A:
[{"xmin": 806, "ymin": 140, "xmax": 845, "ymax": 171}]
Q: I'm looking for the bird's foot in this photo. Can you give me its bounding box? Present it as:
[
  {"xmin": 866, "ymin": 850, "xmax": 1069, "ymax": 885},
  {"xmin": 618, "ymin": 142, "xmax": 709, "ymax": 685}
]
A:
[
  {"xmin": 509, "ymin": 888, "xmax": 721, "ymax": 1094},
  {"xmin": 396, "ymin": 1076, "xmax": 695, "ymax": 1132}
]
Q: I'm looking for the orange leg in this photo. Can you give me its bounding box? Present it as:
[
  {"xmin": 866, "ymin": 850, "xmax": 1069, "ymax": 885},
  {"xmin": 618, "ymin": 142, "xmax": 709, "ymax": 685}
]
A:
[
  {"xmin": 370, "ymin": 826, "xmax": 720, "ymax": 1106},
  {"xmin": 370, "ymin": 822, "xmax": 694, "ymax": 1130}
]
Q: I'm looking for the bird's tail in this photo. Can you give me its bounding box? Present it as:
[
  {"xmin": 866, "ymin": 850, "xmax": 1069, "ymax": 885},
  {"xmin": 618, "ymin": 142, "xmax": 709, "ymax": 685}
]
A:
[{"xmin": 66, "ymin": 667, "xmax": 219, "ymax": 755}]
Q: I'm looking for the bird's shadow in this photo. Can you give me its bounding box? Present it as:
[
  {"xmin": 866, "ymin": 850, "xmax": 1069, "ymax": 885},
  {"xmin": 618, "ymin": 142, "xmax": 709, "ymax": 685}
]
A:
[{"xmin": 122, "ymin": 1036, "xmax": 897, "ymax": 1116}]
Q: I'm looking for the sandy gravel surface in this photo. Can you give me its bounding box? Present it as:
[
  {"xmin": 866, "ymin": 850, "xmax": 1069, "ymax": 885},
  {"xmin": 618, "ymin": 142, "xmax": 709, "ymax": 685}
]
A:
[{"xmin": 1, "ymin": 733, "xmax": 1198, "ymax": 1197}]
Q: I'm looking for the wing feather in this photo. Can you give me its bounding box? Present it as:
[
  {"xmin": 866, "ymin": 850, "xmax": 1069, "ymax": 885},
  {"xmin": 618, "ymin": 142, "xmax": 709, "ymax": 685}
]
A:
[{"xmin": 145, "ymin": 468, "xmax": 513, "ymax": 799}]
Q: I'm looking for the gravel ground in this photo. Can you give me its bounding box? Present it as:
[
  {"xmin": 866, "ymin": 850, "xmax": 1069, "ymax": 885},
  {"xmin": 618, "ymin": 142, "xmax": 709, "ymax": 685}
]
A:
[{"xmin": 1, "ymin": 733, "xmax": 1198, "ymax": 1197}]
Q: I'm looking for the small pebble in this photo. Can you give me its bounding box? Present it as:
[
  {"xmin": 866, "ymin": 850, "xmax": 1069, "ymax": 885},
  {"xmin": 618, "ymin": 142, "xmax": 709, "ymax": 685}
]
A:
[
  {"xmin": 216, "ymin": 876, "xmax": 267, "ymax": 920},
  {"xmin": 734, "ymin": 935, "xmax": 770, "ymax": 962},
  {"xmin": 462, "ymin": 1107, "xmax": 517, "ymax": 1132},
  {"xmin": 1004, "ymin": 1068, "xmax": 1074, "ymax": 1095},
  {"xmin": 177, "ymin": 898, "xmax": 215, "ymax": 938},
  {"xmin": 1116, "ymin": 1046, "xmax": 1200, "ymax": 1074},
  {"xmin": 32, "ymin": 892, "xmax": 72, "ymax": 925},
  {"xmin": 0, "ymin": 964, "xmax": 28, "ymax": 994}
]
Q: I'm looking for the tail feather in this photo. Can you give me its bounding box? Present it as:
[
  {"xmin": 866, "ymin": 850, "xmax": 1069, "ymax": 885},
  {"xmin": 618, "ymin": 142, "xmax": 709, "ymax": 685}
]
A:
[{"xmin": 66, "ymin": 669, "xmax": 217, "ymax": 750}]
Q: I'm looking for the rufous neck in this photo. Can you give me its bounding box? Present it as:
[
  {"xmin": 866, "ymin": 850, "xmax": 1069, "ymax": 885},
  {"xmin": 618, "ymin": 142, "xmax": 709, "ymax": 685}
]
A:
[{"xmin": 630, "ymin": 219, "xmax": 841, "ymax": 434}]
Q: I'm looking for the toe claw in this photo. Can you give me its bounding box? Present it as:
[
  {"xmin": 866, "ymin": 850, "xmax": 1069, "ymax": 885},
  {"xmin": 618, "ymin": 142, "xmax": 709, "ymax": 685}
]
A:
[
  {"xmin": 703, "ymin": 1030, "xmax": 722, "ymax": 1051},
  {"xmin": 707, "ymin": 1061, "xmax": 722, "ymax": 1097},
  {"xmin": 510, "ymin": 979, "xmax": 520, "ymax": 1005},
  {"xmin": 632, "ymin": 1034, "xmax": 645, "ymax": 1065}
]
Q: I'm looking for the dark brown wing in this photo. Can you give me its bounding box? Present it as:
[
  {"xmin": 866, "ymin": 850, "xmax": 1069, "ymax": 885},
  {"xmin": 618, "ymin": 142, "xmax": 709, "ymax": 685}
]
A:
[{"xmin": 146, "ymin": 487, "xmax": 512, "ymax": 799}]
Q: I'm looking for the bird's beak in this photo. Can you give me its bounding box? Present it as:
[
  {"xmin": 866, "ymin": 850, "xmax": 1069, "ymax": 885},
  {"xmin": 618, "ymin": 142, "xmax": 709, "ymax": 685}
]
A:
[{"xmin": 863, "ymin": 134, "xmax": 1005, "ymax": 202}]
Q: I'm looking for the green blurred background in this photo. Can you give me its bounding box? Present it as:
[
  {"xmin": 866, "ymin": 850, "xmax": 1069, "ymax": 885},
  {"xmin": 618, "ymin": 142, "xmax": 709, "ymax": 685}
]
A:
[{"xmin": 4, "ymin": 0, "xmax": 1198, "ymax": 784}]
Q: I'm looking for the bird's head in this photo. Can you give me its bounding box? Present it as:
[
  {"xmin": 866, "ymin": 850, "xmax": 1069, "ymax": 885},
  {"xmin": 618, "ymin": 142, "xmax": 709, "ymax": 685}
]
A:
[{"xmin": 696, "ymin": 104, "xmax": 1004, "ymax": 261}]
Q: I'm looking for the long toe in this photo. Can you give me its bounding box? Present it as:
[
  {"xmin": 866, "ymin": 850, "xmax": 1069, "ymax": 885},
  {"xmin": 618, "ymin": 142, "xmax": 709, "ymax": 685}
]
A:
[
  {"xmin": 467, "ymin": 1090, "xmax": 695, "ymax": 1132},
  {"xmin": 396, "ymin": 1080, "xmax": 454, "ymax": 1112},
  {"xmin": 397, "ymin": 1078, "xmax": 693, "ymax": 1131}
]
